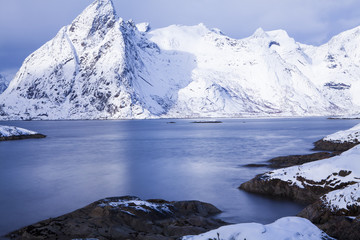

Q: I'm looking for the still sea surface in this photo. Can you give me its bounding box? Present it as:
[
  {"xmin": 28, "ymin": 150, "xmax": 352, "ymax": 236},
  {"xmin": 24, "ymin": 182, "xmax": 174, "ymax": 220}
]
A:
[{"xmin": 0, "ymin": 118, "xmax": 359, "ymax": 237}]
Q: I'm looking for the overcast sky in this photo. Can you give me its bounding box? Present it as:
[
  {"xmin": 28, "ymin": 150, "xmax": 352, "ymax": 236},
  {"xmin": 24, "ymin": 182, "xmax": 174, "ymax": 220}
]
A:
[{"xmin": 1, "ymin": 0, "xmax": 360, "ymax": 77}]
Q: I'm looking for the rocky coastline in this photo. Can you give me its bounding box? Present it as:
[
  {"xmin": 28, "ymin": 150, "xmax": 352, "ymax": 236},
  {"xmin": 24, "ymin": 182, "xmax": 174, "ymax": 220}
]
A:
[
  {"xmin": 6, "ymin": 196, "xmax": 226, "ymax": 240},
  {"xmin": 239, "ymin": 126, "xmax": 360, "ymax": 240},
  {"xmin": 244, "ymin": 151, "xmax": 339, "ymax": 169},
  {"xmin": 240, "ymin": 139, "xmax": 359, "ymax": 202}
]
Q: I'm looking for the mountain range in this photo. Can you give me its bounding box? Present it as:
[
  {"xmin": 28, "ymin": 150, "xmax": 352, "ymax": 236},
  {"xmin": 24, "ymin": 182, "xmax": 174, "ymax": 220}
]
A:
[{"xmin": 1, "ymin": 0, "xmax": 360, "ymax": 120}]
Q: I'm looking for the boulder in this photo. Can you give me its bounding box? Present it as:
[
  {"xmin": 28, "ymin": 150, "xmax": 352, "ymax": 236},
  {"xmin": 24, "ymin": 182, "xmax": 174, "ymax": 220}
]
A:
[{"xmin": 6, "ymin": 196, "xmax": 226, "ymax": 240}]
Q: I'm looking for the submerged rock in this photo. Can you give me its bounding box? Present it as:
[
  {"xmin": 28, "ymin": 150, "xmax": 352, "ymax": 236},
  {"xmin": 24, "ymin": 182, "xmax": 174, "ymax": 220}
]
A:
[{"xmin": 6, "ymin": 196, "xmax": 226, "ymax": 240}]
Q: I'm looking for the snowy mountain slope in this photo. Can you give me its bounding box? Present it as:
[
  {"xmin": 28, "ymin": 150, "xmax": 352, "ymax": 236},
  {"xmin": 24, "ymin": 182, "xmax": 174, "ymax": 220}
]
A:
[
  {"xmin": 149, "ymin": 26, "xmax": 333, "ymax": 117},
  {"xmin": 0, "ymin": 74, "xmax": 8, "ymax": 94},
  {"xmin": 182, "ymin": 217, "xmax": 334, "ymax": 240},
  {"xmin": 0, "ymin": 0, "xmax": 200, "ymax": 120},
  {"xmin": 1, "ymin": 0, "xmax": 360, "ymax": 119}
]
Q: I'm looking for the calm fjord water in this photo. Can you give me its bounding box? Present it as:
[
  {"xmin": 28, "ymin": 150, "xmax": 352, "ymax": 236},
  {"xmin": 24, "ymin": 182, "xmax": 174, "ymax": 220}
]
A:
[{"xmin": 0, "ymin": 118, "xmax": 359, "ymax": 236}]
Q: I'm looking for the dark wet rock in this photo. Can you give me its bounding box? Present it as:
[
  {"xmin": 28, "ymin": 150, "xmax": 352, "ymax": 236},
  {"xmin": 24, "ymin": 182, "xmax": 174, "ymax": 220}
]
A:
[
  {"xmin": 0, "ymin": 133, "xmax": 46, "ymax": 141},
  {"xmin": 239, "ymin": 172, "xmax": 356, "ymax": 204},
  {"xmin": 243, "ymin": 163, "xmax": 268, "ymax": 168},
  {"xmin": 6, "ymin": 196, "xmax": 226, "ymax": 240},
  {"xmin": 313, "ymin": 139, "xmax": 359, "ymax": 152},
  {"xmin": 239, "ymin": 175, "xmax": 330, "ymax": 204},
  {"xmin": 244, "ymin": 152, "xmax": 340, "ymax": 169},
  {"xmin": 267, "ymin": 152, "xmax": 340, "ymax": 169},
  {"xmin": 298, "ymin": 196, "xmax": 360, "ymax": 240}
]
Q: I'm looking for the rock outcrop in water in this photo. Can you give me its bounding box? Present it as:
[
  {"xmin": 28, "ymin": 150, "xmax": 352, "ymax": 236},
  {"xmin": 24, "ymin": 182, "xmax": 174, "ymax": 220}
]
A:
[
  {"xmin": 6, "ymin": 196, "xmax": 226, "ymax": 240},
  {"xmin": 0, "ymin": 125, "xmax": 46, "ymax": 141},
  {"xmin": 244, "ymin": 151, "xmax": 340, "ymax": 169}
]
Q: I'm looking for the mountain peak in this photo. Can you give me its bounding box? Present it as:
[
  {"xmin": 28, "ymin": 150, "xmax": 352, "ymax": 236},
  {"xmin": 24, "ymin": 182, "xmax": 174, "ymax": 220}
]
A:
[
  {"xmin": 68, "ymin": 0, "xmax": 117, "ymax": 38},
  {"xmin": 82, "ymin": 0, "xmax": 116, "ymax": 18},
  {"xmin": 252, "ymin": 27, "xmax": 268, "ymax": 38}
]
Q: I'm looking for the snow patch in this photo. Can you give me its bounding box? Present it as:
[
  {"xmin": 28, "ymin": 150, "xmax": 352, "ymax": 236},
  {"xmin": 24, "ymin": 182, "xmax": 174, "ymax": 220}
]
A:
[
  {"xmin": 182, "ymin": 217, "xmax": 334, "ymax": 240},
  {"xmin": 323, "ymin": 183, "xmax": 360, "ymax": 214},
  {"xmin": 99, "ymin": 198, "xmax": 172, "ymax": 213},
  {"xmin": 324, "ymin": 123, "xmax": 360, "ymax": 143},
  {"xmin": 0, "ymin": 125, "xmax": 38, "ymax": 137},
  {"xmin": 265, "ymin": 145, "xmax": 360, "ymax": 189}
]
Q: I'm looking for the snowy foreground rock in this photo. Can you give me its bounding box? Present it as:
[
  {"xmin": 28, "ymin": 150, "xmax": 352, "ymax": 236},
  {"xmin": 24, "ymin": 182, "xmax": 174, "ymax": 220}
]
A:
[
  {"xmin": 0, "ymin": 125, "xmax": 45, "ymax": 141},
  {"xmin": 1, "ymin": 0, "xmax": 360, "ymax": 119},
  {"xmin": 7, "ymin": 196, "xmax": 225, "ymax": 240},
  {"xmin": 241, "ymin": 145, "xmax": 360, "ymax": 203},
  {"xmin": 299, "ymin": 183, "xmax": 360, "ymax": 239},
  {"xmin": 182, "ymin": 217, "xmax": 334, "ymax": 240},
  {"xmin": 313, "ymin": 123, "xmax": 360, "ymax": 151}
]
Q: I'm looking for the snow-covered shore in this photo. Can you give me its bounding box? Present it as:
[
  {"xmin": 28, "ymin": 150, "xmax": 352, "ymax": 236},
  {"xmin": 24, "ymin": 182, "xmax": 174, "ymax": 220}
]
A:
[
  {"xmin": 0, "ymin": 125, "xmax": 45, "ymax": 141},
  {"xmin": 239, "ymin": 122, "xmax": 360, "ymax": 239},
  {"xmin": 182, "ymin": 217, "xmax": 334, "ymax": 240},
  {"xmin": 324, "ymin": 123, "xmax": 360, "ymax": 143}
]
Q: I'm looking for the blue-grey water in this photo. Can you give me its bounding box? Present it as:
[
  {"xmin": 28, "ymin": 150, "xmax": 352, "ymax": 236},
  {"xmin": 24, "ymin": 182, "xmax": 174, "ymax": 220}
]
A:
[{"xmin": 0, "ymin": 118, "xmax": 359, "ymax": 237}]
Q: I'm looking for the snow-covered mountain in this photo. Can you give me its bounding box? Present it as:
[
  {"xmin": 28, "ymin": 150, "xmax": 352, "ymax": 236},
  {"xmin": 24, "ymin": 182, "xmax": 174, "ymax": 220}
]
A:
[
  {"xmin": 1, "ymin": 0, "xmax": 360, "ymax": 120},
  {"xmin": 0, "ymin": 74, "xmax": 8, "ymax": 94}
]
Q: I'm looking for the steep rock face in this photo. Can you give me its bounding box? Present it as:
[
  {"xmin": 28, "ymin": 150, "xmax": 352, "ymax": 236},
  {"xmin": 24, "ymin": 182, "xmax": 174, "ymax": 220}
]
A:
[
  {"xmin": 0, "ymin": 0, "xmax": 191, "ymax": 120},
  {"xmin": 1, "ymin": 0, "xmax": 360, "ymax": 119},
  {"xmin": 0, "ymin": 74, "xmax": 8, "ymax": 94}
]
